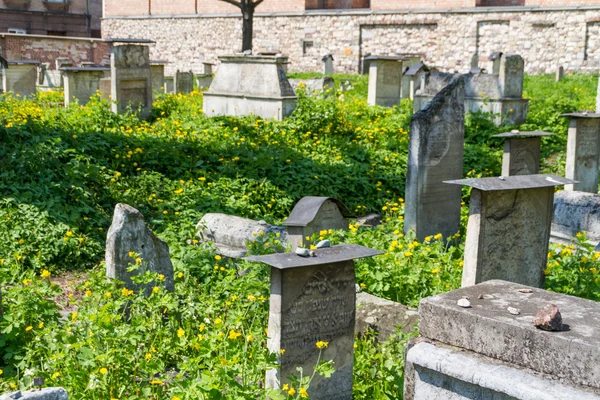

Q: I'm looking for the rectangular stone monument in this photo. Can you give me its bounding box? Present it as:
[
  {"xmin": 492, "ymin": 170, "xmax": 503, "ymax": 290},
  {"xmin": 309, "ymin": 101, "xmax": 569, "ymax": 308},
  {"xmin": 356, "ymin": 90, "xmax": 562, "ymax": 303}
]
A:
[
  {"xmin": 99, "ymin": 77, "xmax": 112, "ymax": 100},
  {"xmin": 203, "ymin": 55, "xmax": 297, "ymax": 120},
  {"xmin": 61, "ymin": 67, "xmax": 111, "ymax": 106},
  {"xmin": 487, "ymin": 51, "xmax": 503, "ymax": 75},
  {"xmin": 445, "ymin": 174, "xmax": 576, "ymax": 288},
  {"xmin": 196, "ymin": 62, "xmax": 215, "ymax": 89},
  {"xmin": 561, "ymin": 113, "xmax": 600, "ymax": 193},
  {"xmin": 246, "ymin": 244, "xmax": 383, "ymax": 400},
  {"xmin": 322, "ymin": 54, "xmax": 334, "ymax": 75},
  {"xmin": 283, "ymin": 197, "xmax": 353, "ymax": 251},
  {"xmin": 405, "ymin": 76, "xmax": 465, "ymax": 241},
  {"xmin": 107, "ymin": 38, "xmax": 154, "ymax": 117},
  {"xmin": 366, "ymin": 56, "xmax": 404, "ymax": 107},
  {"xmin": 164, "ymin": 76, "xmax": 175, "ymax": 93},
  {"xmin": 402, "ymin": 63, "xmax": 428, "ymax": 101},
  {"xmin": 150, "ymin": 61, "xmax": 166, "ymax": 98},
  {"xmin": 556, "ymin": 65, "xmax": 565, "ymax": 82},
  {"xmin": 175, "ymin": 70, "xmax": 194, "ymax": 94},
  {"xmin": 492, "ymin": 130, "xmax": 553, "ymax": 176},
  {"xmin": 2, "ymin": 60, "xmax": 40, "ymax": 97},
  {"xmin": 405, "ymin": 280, "xmax": 600, "ymax": 400},
  {"xmin": 289, "ymin": 77, "xmax": 334, "ymax": 97},
  {"xmin": 499, "ymin": 54, "xmax": 525, "ymax": 99}
]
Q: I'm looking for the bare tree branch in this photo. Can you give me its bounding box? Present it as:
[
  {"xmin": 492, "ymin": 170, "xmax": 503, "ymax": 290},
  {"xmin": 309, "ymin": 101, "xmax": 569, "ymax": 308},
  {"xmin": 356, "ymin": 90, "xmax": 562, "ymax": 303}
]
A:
[
  {"xmin": 251, "ymin": 0, "xmax": 264, "ymax": 7},
  {"xmin": 219, "ymin": 0, "xmax": 243, "ymax": 8}
]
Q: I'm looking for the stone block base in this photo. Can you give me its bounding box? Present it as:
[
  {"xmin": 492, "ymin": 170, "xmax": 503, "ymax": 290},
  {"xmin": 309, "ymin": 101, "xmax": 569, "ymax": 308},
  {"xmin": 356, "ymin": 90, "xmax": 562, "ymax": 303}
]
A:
[{"xmin": 203, "ymin": 93, "xmax": 297, "ymax": 120}]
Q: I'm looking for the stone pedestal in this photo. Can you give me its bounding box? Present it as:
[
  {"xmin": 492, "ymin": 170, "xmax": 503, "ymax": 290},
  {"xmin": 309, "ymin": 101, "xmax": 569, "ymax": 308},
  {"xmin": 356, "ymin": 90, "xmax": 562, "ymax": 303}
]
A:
[
  {"xmin": 150, "ymin": 61, "xmax": 166, "ymax": 98},
  {"xmin": 492, "ymin": 131, "xmax": 553, "ymax": 176},
  {"xmin": 561, "ymin": 113, "xmax": 600, "ymax": 193},
  {"xmin": 175, "ymin": 70, "xmax": 194, "ymax": 93},
  {"xmin": 2, "ymin": 60, "xmax": 39, "ymax": 97},
  {"xmin": 203, "ymin": 55, "xmax": 297, "ymax": 120},
  {"xmin": 445, "ymin": 175, "xmax": 576, "ymax": 288},
  {"xmin": 107, "ymin": 39, "xmax": 154, "ymax": 117},
  {"xmin": 405, "ymin": 76, "xmax": 465, "ymax": 241},
  {"xmin": 247, "ymin": 244, "xmax": 383, "ymax": 400},
  {"xmin": 405, "ymin": 280, "xmax": 600, "ymax": 400},
  {"xmin": 61, "ymin": 67, "xmax": 110, "ymax": 106},
  {"xmin": 366, "ymin": 56, "xmax": 404, "ymax": 107}
]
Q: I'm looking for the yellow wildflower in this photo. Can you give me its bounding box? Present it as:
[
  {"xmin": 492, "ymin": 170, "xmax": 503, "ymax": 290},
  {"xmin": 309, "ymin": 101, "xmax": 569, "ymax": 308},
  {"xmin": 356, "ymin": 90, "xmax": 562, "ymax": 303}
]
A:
[
  {"xmin": 316, "ymin": 341, "xmax": 329, "ymax": 349},
  {"xmin": 177, "ymin": 328, "xmax": 185, "ymax": 338},
  {"xmin": 41, "ymin": 269, "xmax": 51, "ymax": 278},
  {"xmin": 100, "ymin": 368, "xmax": 108, "ymax": 375},
  {"xmin": 299, "ymin": 388, "xmax": 308, "ymax": 397},
  {"xmin": 288, "ymin": 387, "xmax": 296, "ymax": 396},
  {"xmin": 25, "ymin": 326, "xmax": 33, "ymax": 332}
]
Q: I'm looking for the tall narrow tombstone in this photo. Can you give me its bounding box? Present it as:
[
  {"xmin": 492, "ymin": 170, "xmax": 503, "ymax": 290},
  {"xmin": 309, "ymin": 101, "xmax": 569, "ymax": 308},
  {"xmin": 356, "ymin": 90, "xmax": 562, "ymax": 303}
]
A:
[
  {"xmin": 150, "ymin": 60, "xmax": 167, "ymax": 98},
  {"xmin": 499, "ymin": 54, "xmax": 524, "ymax": 99},
  {"xmin": 492, "ymin": 130, "xmax": 553, "ymax": 176},
  {"xmin": 175, "ymin": 70, "xmax": 194, "ymax": 93},
  {"xmin": 556, "ymin": 66, "xmax": 565, "ymax": 82},
  {"xmin": 366, "ymin": 56, "xmax": 404, "ymax": 107},
  {"xmin": 322, "ymin": 54, "xmax": 334, "ymax": 75},
  {"xmin": 487, "ymin": 51, "xmax": 503, "ymax": 75},
  {"xmin": 405, "ymin": 76, "xmax": 465, "ymax": 241},
  {"xmin": 561, "ymin": 113, "xmax": 600, "ymax": 193},
  {"xmin": 164, "ymin": 76, "xmax": 175, "ymax": 93},
  {"xmin": 61, "ymin": 67, "xmax": 110, "ymax": 106},
  {"xmin": 2, "ymin": 60, "xmax": 40, "ymax": 97},
  {"xmin": 445, "ymin": 174, "xmax": 576, "ymax": 288},
  {"xmin": 246, "ymin": 244, "xmax": 383, "ymax": 400},
  {"xmin": 107, "ymin": 38, "xmax": 154, "ymax": 117},
  {"xmin": 283, "ymin": 197, "xmax": 353, "ymax": 251},
  {"xmin": 402, "ymin": 63, "xmax": 428, "ymax": 101},
  {"xmin": 470, "ymin": 53, "xmax": 479, "ymax": 70}
]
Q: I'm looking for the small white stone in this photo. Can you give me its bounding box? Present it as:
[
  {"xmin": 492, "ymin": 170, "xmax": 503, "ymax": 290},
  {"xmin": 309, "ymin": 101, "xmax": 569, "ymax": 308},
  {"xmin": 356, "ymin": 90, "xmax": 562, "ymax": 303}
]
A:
[
  {"xmin": 508, "ymin": 307, "xmax": 521, "ymax": 315},
  {"xmin": 478, "ymin": 294, "xmax": 495, "ymax": 300},
  {"xmin": 518, "ymin": 288, "xmax": 533, "ymax": 293},
  {"xmin": 457, "ymin": 298, "xmax": 472, "ymax": 308},
  {"xmin": 295, "ymin": 247, "xmax": 310, "ymax": 257}
]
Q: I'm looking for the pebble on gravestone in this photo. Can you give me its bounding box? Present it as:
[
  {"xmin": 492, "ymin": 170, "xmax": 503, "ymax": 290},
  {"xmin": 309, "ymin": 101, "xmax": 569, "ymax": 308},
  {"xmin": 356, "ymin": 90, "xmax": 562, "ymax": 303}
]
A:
[
  {"xmin": 106, "ymin": 204, "xmax": 174, "ymax": 295},
  {"xmin": 283, "ymin": 197, "xmax": 354, "ymax": 251},
  {"xmin": 533, "ymin": 304, "xmax": 563, "ymax": 331}
]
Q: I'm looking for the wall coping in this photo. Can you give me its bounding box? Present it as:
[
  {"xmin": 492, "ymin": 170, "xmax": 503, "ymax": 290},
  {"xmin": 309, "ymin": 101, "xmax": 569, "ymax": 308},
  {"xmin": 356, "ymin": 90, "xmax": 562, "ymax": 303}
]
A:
[
  {"xmin": 103, "ymin": 5, "xmax": 600, "ymax": 20},
  {"xmin": 0, "ymin": 32, "xmax": 105, "ymax": 43}
]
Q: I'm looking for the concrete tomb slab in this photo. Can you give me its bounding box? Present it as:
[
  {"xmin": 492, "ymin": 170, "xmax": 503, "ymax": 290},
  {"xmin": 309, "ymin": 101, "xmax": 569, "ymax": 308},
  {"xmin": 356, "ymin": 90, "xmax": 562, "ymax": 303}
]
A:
[
  {"xmin": 2, "ymin": 60, "xmax": 40, "ymax": 97},
  {"xmin": 561, "ymin": 112, "xmax": 600, "ymax": 193},
  {"xmin": 366, "ymin": 55, "xmax": 404, "ymax": 107},
  {"xmin": 445, "ymin": 174, "xmax": 576, "ymax": 288},
  {"xmin": 61, "ymin": 67, "xmax": 110, "ymax": 106},
  {"xmin": 405, "ymin": 76, "xmax": 465, "ymax": 241},
  {"xmin": 492, "ymin": 131, "xmax": 553, "ymax": 176},
  {"xmin": 175, "ymin": 70, "xmax": 194, "ymax": 94},
  {"xmin": 110, "ymin": 43, "xmax": 153, "ymax": 117}
]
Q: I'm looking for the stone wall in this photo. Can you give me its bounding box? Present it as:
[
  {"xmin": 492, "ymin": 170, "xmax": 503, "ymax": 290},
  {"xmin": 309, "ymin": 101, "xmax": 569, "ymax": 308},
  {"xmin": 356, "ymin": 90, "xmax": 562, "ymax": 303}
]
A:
[{"xmin": 103, "ymin": 6, "xmax": 600, "ymax": 76}]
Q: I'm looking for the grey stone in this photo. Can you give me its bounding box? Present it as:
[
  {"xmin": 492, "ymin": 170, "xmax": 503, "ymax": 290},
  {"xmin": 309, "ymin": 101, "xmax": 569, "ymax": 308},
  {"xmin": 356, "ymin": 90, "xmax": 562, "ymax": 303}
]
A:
[
  {"xmin": 367, "ymin": 56, "xmax": 404, "ymax": 107},
  {"xmin": 406, "ymin": 342, "xmax": 600, "ymax": 400},
  {"xmin": 563, "ymin": 114, "xmax": 600, "ymax": 193},
  {"xmin": 597, "ymin": 77, "xmax": 600, "ymax": 113},
  {"xmin": 552, "ymin": 190, "xmax": 600, "ymax": 245},
  {"xmin": 0, "ymin": 388, "xmax": 68, "ymax": 400},
  {"xmin": 164, "ymin": 76, "xmax": 174, "ymax": 93},
  {"xmin": 500, "ymin": 54, "xmax": 525, "ymax": 99},
  {"xmin": 196, "ymin": 213, "xmax": 287, "ymax": 258},
  {"xmin": 289, "ymin": 77, "xmax": 334, "ymax": 97},
  {"xmin": 150, "ymin": 63, "xmax": 165, "ymax": 98},
  {"xmin": 404, "ymin": 76, "xmax": 465, "ymax": 241},
  {"xmin": 175, "ymin": 70, "xmax": 194, "ymax": 93},
  {"xmin": 355, "ymin": 213, "xmax": 381, "ymax": 227},
  {"xmin": 457, "ymin": 298, "xmax": 471, "ymax": 308},
  {"xmin": 322, "ymin": 54, "xmax": 334, "ymax": 74},
  {"xmin": 498, "ymin": 136, "xmax": 543, "ymax": 176},
  {"xmin": 2, "ymin": 61, "xmax": 39, "ymax": 97},
  {"xmin": 106, "ymin": 204, "xmax": 174, "ymax": 294},
  {"xmin": 418, "ymin": 280, "xmax": 600, "ymax": 390},
  {"xmin": 533, "ymin": 304, "xmax": 563, "ymax": 332},
  {"xmin": 295, "ymin": 247, "xmax": 310, "ymax": 257},
  {"xmin": 508, "ymin": 306, "xmax": 521, "ymax": 315},
  {"xmin": 203, "ymin": 55, "xmax": 297, "ymax": 120},
  {"xmin": 556, "ymin": 66, "xmax": 564, "ymax": 82},
  {"xmin": 110, "ymin": 44, "xmax": 153, "ymax": 117},
  {"xmin": 61, "ymin": 68, "xmax": 110, "ymax": 106},
  {"xmin": 195, "ymin": 74, "xmax": 213, "ymax": 90},
  {"xmin": 316, "ymin": 240, "xmax": 330, "ymax": 249},
  {"xmin": 99, "ymin": 77, "xmax": 112, "ymax": 100},
  {"xmin": 355, "ymin": 291, "xmax": 418, "ymax": 341}
]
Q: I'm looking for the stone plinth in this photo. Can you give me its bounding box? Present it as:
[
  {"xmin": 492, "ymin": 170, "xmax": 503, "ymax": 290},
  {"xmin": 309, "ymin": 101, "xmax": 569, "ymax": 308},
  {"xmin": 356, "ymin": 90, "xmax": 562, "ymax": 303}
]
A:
[
  {"xmin": 203, "ymin": 55, "xmax": 297, "ymax": 120},
  {"xmin": 405, "ymin": 76, "xmax": 465, "ymax": 241},
  {"xmin": 247, "ymin": 244, "xmax": 383, "ymax": 400},
  {"xmin": 552, "ymin": 190, "xmax": 600, "ymax": 246},
  {"xmin": 61, "ymin": 67, "xmax": 110, "ymax": 106},
  {"xmin": 283, "ymin": 197, "xmax": 353, "ymax": 251},
  {"xmin": 109, "ymin": 40, "xmax": 153, "ymax": 117},
  {"xmin": 445, "ymin": 175, "xmax": 576, "ymax": 288},
  {"xmin": 561, "ymin": 113, "xmax": 600, "ymax": 193},
  {"xmin": 366, "ymin": 56, "xmax": 404, "ymax": 107},
  {"xmin": 492, "ymin": 131, "xmax": 553, "ymax": 176},
  {"xmin": 150, "ymin": 61, "xmax": 166, "ymax": 98},
  {"xmin": 2, "ymin": 60, "xmax": 40, "ymax": 97},
  {"xmin": 175, "ymin": 70, "xmax": 194, "ymax": 93}
]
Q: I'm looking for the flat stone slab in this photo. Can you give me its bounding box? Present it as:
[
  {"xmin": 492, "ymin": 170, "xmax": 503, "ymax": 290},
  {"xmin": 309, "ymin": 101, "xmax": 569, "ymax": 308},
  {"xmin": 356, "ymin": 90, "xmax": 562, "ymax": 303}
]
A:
[
  {"xmin": 356, "ymin": 291, "xmax": 418, "ymax": 340},
  {"xmin": 493, "ymin": 130, "xmax": 553, "ymax": 138},
  {"xmin": 0, "ymin": 388, "xmax": 68, "ymax": 400},
  {"xmin": 552, "ymin": 190, "xmax": 600, "ymax": 244},
  {"xmin": 445, "ymin": 174, "xmax": 576, "ymax": 191},
  {"xmin": 418, "ymin": 280, "xmax": 600, "ymax": 389},
  {"xmin": 561, "ymin": 112, "xmax": 600, "ymax": 119}
]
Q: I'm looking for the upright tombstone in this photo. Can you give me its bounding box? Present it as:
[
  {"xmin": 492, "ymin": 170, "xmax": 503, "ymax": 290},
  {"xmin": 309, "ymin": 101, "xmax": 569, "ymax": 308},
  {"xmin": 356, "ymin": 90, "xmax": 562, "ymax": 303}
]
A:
[
  {"xmin": 2, "ymin": 60, "xmax": 40, "ymax": 97},
  {"xmin": 196, "ymin": 62, "xmax": 214, "ymax": 89},
  {"xmin": 106, "ymin": 203, "xmax": 174, "ymax": 294},
  {"xmin": 283, "ymin": 197, "xmax": 353, "ymax": 251},
  {"xmin": 487, "ymin": 51, "xmax": 503, "ymax": 74},
  {"xmin": 175, "ymin": 70, "xmax": 194, "ymax": 93},
  {"xmin": 164, "ymin": 76, "xmax": 175, "ymax": 93},
  {"xmin": 150, "ymin": 60, "xmax": 167, "ymax": 98},
  {"xmin": 246, "ymin": 244, "xmax": 383, "ymax": 400},
  {"xmin": 499, "ymin": 54, "xmax": 524, "ymax": 99},
  {"xmin": 203, "ymin": 55, "xmax": 297, "ymax": 120},
  {"xmin": 561, "ymin": 113, "xmax": 600, "ymax": 193},
  {"xmin": 470, "ymin": 53, "xmax": 479, "ymax": 70},
  {"xmin": 366, "ymin": 56, "xmax": 404, "ymax": 107},
  {"xmin": 492, "ymin": 130, "xmax": 553, "ymax": 176},
  {"xmin": 402, "ymin": 63, "xmax": 429, "ymax": 101},
  {"xmin": 404, "ymin": 76, "xmax": 465, "ymax": 241},
  {"xmin": 445, "ymin": 174, "xmax": 576, "ymax": 288},
  {"xmin": 556, "ymin": 65, "xmax": 565, "ymax": 82},
  {"xmin": 37, "ymin": 62, "xmax": 63, "ymax": 92},
  {"xmin": 61, "ymin": 67, "xmax": 110, "ymax": 106},
  {"xmin": 107, "ymin": 38, "xmax": 154, "ymax": 117},
  {"xmin": 322, "ymin": 54, "xmax": 334, "ymax": 75},
  {"xmin": 99, "ymin": 77, "xmax": 112, "ymax": 100}
]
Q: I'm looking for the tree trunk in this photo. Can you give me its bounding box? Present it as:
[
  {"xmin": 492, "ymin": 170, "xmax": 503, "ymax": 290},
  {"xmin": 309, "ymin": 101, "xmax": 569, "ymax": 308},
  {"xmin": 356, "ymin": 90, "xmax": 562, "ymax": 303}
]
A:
[{"xmin": 242, "ymin": 6, "xmax": 254, "ymax": 52}]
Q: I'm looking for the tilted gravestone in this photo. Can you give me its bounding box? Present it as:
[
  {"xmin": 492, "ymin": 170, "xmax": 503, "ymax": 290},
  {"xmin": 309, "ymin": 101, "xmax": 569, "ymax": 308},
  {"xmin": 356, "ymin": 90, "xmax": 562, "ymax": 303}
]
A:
[
  {"xmin": 445, "ymin": 175, "xmax": 576, "ymax": 288},
  {"xmin": 492, "ymin": 130, "xmax": 553, "ymax": 176},
  {"xmin": 2, "ymin": 60, "xmax": 39, "ymax": 97},
  {"xmin": 106, "ymin": 204, "xmax": 174, "ymax": 294},
  {"xmin": 175, "ymin": 70, "xmax": 194, "ymax": 93},
  {"xmin": 61, "ymin": 67, "xmax": 110, "ymax": 106},
  {"xmin": 247, "ymin": 244, "xmax": 383, "ymax": 400},
  {"xmin": 561, "ymin": 113, "xmax": 600, "ymax": 193},
  {"xmin": 366, "ymin": 56, "xmax": 404, "ymax": 107},
  {"xmin": 404, "ymin": 76, "xmax": 465, "ymax": 241},
  {"xmin": 283, "ymin": 197, "xmax": 353, "ymax": 251}
]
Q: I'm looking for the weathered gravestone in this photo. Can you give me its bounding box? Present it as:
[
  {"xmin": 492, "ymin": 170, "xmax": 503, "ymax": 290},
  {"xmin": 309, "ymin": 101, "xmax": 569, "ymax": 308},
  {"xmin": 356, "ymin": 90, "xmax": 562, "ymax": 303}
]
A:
[
  {"xmin": 404, "ymin": 76, "xmax": 465, "ymax": 241},
  {"xmin": 175, "ymin": 70, "xmax": 194, "ymax": 94},
  {"xmin": 99, "ymin": 77, "xmax": 112, "ymax": 100},
  {"xmin": 556, "ymin": 65, "xmax": 565, "ymax": 82},
  {"xmin": 61, "ymin": 67, "xmax": 110, "ymax": 106},
  {"xmin": 366, "ymin": 56, "xmax": 404, "ymax": 107},
  {"xmin": 561, "ymin": 113, "xmax": 600, "ymax": 193},
  {"xmin": 37, "ymin": 63, "xmax": 63, "ymax": 92},
  {"xmin": 196, "ymin": 213, "xmax": 287, "ymax": 258},
  {"xmin": 150, "ymin": 60, "xmax": 166, "ymax": 98},
  {"xmin": 487, "ymin": 51, "xmax": 502, "ymax": 75},
  {"xmin": 2, "ymin": 60, "xmax": 39, "ymax": 97},
  {"xmin": 196, "ymin": 62, "xmax": 214, "ymax": 89},
  {"xmin": 405, "ymin": 280, "xmax": 600, "ymax": 400},
  {"xmin": 552, "ymin": 190, "xmax": 600, "ymax": 246},
  {"xmin": 492, "ymin": 130, "xmax": 553, "ymax": 176},
  {"xmin": 0, "ymin": 387, "xmax": 69, "ymax": 400},
  {"xmin": 288, "ymin": 77, "xmax": 334, "ymax": 97},
  {"xmin": 283, "ymin": 197, "xmax": 353, "ymax": 251},
  {"xmin": 445, "ymin": 174, "xmax": 576, "ymax": 288},
  {"xmin": 106, "ymin": 204, "xmax": 174, "ymax": 294},
  {"xmin": 107, "ymin": 39, "xmax": 154, "ymax": 117},
  {"xmin": 322, "ymin": 54, "xmax": 334, "ymax": 75},
  {"xmin": 247, "ymin": 244, "xmax": 383, "ymax": 400},
  {"xmin": 402, "ymin": 63, "xmax": 428, "ymax": 101},
  {"xmin": 164, "ymin": 76, "xmax": 175, "ymax": 94},
  {"xmin": 203, "ymin": 55, "xmax": 297, "ymax": 120},
  {"xmin": 499, "ymin": 54, "xmax": 525, "ymax": 99},
  {"xmin": 470, "ymin": 53, "xmax": 479, "ymax": 70}
]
